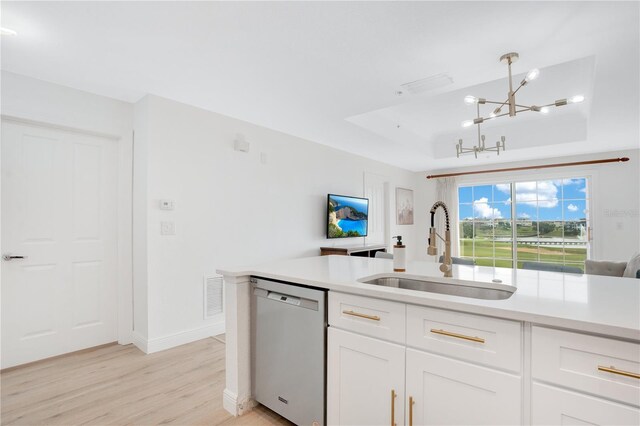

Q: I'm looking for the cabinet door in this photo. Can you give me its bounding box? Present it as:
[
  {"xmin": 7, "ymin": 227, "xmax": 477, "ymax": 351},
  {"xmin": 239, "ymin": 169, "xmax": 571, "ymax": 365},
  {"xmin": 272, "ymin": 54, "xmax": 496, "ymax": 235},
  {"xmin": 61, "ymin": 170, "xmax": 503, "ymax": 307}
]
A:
[
  {"xmin": 405, "ymin": 348, "xmax": 521, "ymax": 425},
  {"xmin": 532, "ymin": 383, "xmax": 640, "ymax": 425},
  {"xmin": 328, "ymin": 328, "xmax": 405, "ymax": 426}
]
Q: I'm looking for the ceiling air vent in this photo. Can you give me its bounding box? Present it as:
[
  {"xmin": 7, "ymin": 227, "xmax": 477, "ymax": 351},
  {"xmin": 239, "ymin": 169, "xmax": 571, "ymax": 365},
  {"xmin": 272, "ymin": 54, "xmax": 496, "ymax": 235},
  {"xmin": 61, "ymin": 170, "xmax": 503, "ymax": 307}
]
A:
[
  {"xmin": 399, "ymin": 73, "xmax": 453, "ymax": 95},
  {"xmin": 204, "ymin": 276, "xmax": 224, "ymax": 319}
]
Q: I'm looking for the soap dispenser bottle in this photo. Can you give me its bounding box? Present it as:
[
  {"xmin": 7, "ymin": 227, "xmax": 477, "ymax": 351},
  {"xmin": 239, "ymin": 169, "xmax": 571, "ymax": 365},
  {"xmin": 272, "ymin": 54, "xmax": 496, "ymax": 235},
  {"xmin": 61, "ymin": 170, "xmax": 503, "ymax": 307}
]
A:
[{"xmin": 392, "ymin": 236, "xmax": 406, "ymax": 272}]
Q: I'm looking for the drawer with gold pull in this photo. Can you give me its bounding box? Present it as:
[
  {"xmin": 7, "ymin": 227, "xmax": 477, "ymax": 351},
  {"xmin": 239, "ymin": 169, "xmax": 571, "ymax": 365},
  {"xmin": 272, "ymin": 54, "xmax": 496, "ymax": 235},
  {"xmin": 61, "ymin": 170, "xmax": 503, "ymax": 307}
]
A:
[
  {"xmin": 532, "ymin": 326, "xmax": 640, "ymax": 407},
  {"xmin": 328, "ymin": 292, "xmax": 406, "ymax": 344},
  {"xmin": 407, "ymin": 304, "xmax": 522, "ymax": 373}
]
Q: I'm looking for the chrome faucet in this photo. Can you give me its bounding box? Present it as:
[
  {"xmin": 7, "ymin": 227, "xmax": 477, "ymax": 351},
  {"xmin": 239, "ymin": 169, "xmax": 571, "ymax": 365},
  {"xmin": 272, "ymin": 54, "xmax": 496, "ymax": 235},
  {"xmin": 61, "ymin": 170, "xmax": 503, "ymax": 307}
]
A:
[{"xmin": 428, "ymin": 201, "xmax": 452, "ymax": 277}]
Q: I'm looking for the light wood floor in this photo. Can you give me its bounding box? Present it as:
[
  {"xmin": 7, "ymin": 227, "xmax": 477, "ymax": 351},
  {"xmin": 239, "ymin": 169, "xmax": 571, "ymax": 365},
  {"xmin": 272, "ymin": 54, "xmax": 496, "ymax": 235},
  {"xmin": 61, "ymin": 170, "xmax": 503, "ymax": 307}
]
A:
[{"xmin": 1, "ymin": 336, "xmax": 292, "ymax": 426}]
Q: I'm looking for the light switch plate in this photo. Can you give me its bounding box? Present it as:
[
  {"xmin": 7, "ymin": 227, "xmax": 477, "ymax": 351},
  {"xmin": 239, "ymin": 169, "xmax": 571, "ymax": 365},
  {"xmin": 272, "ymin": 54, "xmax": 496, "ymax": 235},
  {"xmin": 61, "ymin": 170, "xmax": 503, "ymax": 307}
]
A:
[
  {"xmin": 161, "ymin": 221, "xmax": 176, "ymax": 235},
  {"xmin": 159, "ymin": 199, "xmax": 175, "ymax": 210}
]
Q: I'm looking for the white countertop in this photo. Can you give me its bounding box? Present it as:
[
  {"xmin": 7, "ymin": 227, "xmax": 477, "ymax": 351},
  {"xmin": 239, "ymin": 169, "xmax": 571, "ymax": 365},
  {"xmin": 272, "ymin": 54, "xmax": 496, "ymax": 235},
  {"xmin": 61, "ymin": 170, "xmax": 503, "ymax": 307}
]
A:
[{"xmin": 217, "ymin": 255, "xmax": 640, "ymax": 341}]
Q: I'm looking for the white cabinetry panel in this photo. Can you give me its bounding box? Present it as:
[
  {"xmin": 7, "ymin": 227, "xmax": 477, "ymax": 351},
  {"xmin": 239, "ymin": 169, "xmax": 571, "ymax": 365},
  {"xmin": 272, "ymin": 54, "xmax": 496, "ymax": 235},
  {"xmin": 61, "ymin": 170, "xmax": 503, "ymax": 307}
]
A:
[
  {"xmin": 532, "ymin": 382, "xmax": 639, "ymax": 425},
  {"xmin": 328, "ymin": 327, "xmax": 405, "ymax": 426},
  {"xmin": 407, "ymin": 304, "xmax": 521, "ymax": 373},
  {"xmin": 406, "ymin": 348, "xmax": 521, "ymax": 425},
  {"xmin": 532, "ymin": 326, "xmax": 640, "ymax": 407},
  {"xmin": 329, "ymin": 292, "xmax": 405, "ymax": 344}
]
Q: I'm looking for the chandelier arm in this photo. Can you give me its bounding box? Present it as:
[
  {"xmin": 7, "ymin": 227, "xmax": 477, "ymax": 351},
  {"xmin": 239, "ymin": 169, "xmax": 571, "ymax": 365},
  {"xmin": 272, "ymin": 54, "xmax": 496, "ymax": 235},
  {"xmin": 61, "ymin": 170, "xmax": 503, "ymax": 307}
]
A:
[
  {"xmin": 485, "ymin": 112, "xmax": 511, "ymax": 120},
  {"xmin": 467, "ymin": 108, "xmax": 531, "ymax": 124},
  {"xmin": 469, "ymin": 111, "xmax": 511, "ymax": 123},
  {"xmin": 484, "ymin": 100, "xmax": 510, "ymax": 106},
  {"xmin": 511, "ymin": 81, "xmax": 526, "ymax": 97}
]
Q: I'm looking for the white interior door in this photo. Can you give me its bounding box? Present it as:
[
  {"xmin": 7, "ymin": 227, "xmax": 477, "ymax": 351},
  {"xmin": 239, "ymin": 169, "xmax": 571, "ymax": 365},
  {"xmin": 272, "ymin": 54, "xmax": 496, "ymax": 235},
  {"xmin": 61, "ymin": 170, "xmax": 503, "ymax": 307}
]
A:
[
  {"xmin": 1, "ymin": 120, "xmax": 118, "ymax": 369},
  {"xmin": 364, "ymin": 172, "xmax": 389, "ymax": 244}
]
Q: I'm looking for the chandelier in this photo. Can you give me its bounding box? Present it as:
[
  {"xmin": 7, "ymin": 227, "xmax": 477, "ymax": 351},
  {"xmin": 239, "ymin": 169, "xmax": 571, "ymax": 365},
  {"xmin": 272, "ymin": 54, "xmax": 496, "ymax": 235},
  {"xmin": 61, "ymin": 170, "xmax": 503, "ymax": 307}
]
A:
[{"xmin": 456, "ymin": 52, "xmax": 585, "ymax": 158}]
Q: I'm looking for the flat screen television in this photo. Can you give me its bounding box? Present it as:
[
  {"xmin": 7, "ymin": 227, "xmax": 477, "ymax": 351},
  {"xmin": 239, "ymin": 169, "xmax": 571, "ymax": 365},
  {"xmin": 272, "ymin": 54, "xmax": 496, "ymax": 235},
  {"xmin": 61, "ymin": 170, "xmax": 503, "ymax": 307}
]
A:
[{"xmin": 327, "ymin": 194, "xmax": 369, "ymax": 238}]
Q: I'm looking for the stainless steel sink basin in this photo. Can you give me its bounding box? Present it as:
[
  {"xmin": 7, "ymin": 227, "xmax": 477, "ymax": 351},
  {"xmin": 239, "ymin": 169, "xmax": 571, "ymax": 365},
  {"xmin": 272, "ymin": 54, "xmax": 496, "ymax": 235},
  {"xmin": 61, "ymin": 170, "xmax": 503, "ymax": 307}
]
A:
[{"xmin": 360, "ymin": 276, "xmax": 515, "ymax": 300}]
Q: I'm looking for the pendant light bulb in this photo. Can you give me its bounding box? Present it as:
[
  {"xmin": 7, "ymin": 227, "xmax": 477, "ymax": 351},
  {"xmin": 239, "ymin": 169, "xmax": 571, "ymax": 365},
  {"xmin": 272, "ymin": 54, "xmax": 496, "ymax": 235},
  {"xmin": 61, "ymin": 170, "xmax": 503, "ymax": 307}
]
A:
[
  {"xmin": 461, "ymin": 120, "xmax": 474, "ymax": 128},
  {"xmin": 540, "ymin": 106, "xmax": 550, "ymax": 115},
  {"xmin": 569, "ymin": 95, "xmax": 585, "ymax": 104},
  {"xmin": 0, "ymin": 27, "xmax": 17, "ymax": 36},
  {"xmin": 464, "ymin": 95, "xmax": 478, "ymax": 105},
  {"xmin": 525, "ymin": 68, "xmax": 540, "ymax": 82}
]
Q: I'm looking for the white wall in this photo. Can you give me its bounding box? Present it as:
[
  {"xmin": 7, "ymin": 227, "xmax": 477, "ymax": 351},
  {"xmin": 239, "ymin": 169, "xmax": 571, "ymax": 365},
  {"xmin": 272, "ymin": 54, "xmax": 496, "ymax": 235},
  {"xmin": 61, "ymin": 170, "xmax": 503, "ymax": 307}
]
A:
[
  {"xmin": 132, "ymin": 96, "xmax": 150, "ymax": 341},
  {"xmin": 133, "ymin": 95, "xmax": 418, "ymax": 348},
  {"xmin": 415, "ymin": 150, "xmax": 640, "ymax": 263},
  {"xmin": 1, "ymin": 71, "xmax": 133, "ymax": 138}
]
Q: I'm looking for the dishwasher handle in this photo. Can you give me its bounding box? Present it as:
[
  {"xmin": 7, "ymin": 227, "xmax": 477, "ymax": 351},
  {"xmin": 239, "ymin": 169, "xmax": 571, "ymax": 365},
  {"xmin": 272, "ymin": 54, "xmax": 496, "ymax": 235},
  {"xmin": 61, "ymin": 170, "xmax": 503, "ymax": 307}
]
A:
[
  {"xmin": 253, "ymin": 286, "xmax": 320, "ymax": 311},
  {"xmin": 267, "ymin": 291, "xmax": 301, "ymax": 306}
]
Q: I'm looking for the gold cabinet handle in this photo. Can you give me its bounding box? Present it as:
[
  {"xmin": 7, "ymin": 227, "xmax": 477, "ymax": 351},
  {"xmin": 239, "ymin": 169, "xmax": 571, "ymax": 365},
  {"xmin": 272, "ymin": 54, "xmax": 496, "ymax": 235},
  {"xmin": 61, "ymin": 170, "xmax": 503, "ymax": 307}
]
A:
[
  {"xmin": 408, "ymin": 396, "xmax": 414, "ymax": 426},
  {"xmin": 598, "ymin": 365, "xmax": 640, "ymax": 380},
  {"xmin": 342, "ymin": 310, "xmax": 380, "ymax": 321},
  {"xmin": 430, "ymin": 328, "xmax": 485, "ymax": 344},
  {"xmin": 390, "ymin": 389, "xmax": 396, "ymax": 426}
]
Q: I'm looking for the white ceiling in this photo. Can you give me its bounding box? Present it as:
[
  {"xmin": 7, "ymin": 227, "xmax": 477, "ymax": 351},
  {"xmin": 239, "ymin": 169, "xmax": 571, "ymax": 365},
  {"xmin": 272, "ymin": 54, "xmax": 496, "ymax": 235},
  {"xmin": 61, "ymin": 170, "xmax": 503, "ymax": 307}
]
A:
[{"xmin": 1, "ymin": 1, "xmax": 638, "ymax": 171}]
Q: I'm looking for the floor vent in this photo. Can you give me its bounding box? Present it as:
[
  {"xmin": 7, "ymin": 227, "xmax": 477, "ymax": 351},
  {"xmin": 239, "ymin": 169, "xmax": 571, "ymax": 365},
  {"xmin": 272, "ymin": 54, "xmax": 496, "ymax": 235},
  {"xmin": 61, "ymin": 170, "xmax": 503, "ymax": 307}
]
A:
[{"xmin": 204, "ymin": 276, "xmax": 223, "ymax": 319}]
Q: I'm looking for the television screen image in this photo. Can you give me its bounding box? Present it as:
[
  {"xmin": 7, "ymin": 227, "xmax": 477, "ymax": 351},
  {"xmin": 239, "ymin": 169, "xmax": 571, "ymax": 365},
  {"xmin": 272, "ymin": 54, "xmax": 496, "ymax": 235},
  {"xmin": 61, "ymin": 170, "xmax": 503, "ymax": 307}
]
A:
[{"xmin": 327, "ymin": 194, "xmax": 369, "ymax": 238}]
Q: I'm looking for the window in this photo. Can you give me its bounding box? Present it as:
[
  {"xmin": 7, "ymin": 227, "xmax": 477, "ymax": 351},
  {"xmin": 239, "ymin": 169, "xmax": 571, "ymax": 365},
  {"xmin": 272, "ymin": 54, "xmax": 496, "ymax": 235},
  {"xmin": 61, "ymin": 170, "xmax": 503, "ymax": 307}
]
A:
[{"xmin": 458, "ymin": 178, "xmax": 590, "ymax": 271}]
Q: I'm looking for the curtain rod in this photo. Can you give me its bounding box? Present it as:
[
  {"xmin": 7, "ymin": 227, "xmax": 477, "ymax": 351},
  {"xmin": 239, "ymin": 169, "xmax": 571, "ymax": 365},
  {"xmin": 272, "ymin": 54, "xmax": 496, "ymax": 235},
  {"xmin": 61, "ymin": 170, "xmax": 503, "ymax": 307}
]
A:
[{"xmin": 426, "ymin": 157, "xmax": 630, "ymax": 179}]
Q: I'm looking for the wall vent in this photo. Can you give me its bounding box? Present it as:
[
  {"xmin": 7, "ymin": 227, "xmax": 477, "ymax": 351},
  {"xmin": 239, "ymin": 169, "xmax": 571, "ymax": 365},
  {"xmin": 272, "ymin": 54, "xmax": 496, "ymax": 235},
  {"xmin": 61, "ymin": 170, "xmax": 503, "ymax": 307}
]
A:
[{"xmin": 204, "ymin": 275, "xmax": 224, "ymax": 319}]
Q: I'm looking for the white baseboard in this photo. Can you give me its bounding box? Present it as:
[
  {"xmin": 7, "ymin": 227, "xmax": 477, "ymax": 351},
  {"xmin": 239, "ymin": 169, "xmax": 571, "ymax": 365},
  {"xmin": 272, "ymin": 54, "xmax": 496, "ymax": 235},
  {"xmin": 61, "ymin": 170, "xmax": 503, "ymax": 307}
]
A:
[
  {"xmin": 223, "ymin": 388, "xmax": 257, "ymax": 416},
  {"xmin": 131, "ymin": 331, "xmax": 148, "ymax": 353},
  {"xmin": 223, "ymin": 388, "xmax": 238, "ymax": 415},
  {"xmin": 145, "ymin": 321, "xmax": 225, "ymax": 354},
  {"xmin": 118, "ymin": 328, "xmax": 134, "ymax": 346}
]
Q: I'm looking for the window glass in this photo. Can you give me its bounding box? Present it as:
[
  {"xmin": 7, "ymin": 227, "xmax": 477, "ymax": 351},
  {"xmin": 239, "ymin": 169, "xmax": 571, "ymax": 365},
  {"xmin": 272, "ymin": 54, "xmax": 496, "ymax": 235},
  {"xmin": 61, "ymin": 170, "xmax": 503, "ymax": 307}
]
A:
[
  {"xmin": 492, "ymin": 184, "xmax": 511, "ymax": 202},
  {"xmin": 458, "ymin": 186, "xmax": 473, "ymax": 204},
  {"xmin": 562, "ymin": 178, "xmax": 587, "ymax": 200},
  {"xmin": 457, "ymin": 177, "xmax": 590, "ymax": 270},
  {"xmin": 473, "ymin": 185, "xmax": 492, "ymax": 202}
]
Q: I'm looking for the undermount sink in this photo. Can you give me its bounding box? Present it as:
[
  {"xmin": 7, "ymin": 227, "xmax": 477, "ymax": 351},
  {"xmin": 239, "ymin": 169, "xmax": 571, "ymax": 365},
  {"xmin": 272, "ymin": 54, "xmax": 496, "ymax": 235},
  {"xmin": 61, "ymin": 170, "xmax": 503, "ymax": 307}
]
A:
[{"xmin": 360, "ymin": 276, "xmax": 515, "ymax": 300}]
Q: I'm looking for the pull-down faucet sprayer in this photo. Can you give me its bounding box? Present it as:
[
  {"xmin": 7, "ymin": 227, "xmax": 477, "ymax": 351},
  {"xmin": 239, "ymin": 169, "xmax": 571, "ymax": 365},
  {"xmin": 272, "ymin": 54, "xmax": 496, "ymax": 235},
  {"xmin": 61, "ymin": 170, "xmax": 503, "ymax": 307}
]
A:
[{"xmin": 428, "ymin": 201, "xmax": 452, "ymax": 277}]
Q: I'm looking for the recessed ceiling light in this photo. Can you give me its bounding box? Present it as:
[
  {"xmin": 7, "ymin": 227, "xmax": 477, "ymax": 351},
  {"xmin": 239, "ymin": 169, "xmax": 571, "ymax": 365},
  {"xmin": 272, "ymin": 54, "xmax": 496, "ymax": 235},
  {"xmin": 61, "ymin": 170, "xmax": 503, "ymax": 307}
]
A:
[{"xmin": 0, "ymin": 27, "xmax": 18, "ymax": 36}]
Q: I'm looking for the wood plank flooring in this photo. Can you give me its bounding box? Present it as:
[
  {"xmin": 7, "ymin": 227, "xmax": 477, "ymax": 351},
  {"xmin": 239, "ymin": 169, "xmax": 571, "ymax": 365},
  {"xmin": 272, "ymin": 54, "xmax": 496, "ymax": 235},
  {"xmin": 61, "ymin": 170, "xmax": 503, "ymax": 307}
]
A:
[{"xmin": 1, "ymin": 336, "xmax": 292, "ymax": 426}]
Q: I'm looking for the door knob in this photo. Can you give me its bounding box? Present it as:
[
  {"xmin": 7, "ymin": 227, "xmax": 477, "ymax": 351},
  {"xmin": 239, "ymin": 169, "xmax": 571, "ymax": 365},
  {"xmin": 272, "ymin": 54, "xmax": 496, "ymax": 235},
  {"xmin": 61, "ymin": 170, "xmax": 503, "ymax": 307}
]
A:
[{"xmin": 2, "ymin": 254, "xmax": 28, "ymax": 261}]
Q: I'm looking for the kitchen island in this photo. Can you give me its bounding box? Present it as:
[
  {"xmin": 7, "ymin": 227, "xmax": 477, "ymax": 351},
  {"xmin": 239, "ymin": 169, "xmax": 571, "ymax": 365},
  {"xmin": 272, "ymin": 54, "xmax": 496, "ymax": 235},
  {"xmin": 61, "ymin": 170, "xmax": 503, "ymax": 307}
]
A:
[{"xmin": 218, "ymin": 255, "xmax": 640, "ymax": 425}]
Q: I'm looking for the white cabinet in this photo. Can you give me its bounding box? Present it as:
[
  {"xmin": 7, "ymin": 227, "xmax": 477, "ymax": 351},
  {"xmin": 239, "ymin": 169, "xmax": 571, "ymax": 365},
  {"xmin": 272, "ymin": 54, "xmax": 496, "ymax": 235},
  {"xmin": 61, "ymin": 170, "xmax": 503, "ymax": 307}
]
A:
[
  {"xmin": 531, "ymin": 326, "xmax": 640, "ymax": 425},
  {"xmin": 406, "ymin": 348, "xmax": 521, "ymax": 426},
  {"xmin": 532, "ymin": 383, "xmax": 640, "ymax": 425},
  {"xmin": 327, "ymin": 327, "xmax": 405, "ymax": 426},
  {"xmin": 328, "ymin": 292, "xmax": 522, "ymax": 426},
  {"xmin": 532, "ymin": 326, "xmax": 640, "ymax": 407},
  {"xmin": 327, "ymin": 292, "xmax": 640, "ymax": 425},
  {"xmin": 328, "ymin": 292, "xmax": 406, "ymax": 344},
  {"xmin": 406, "ymin": 305, "xmax": 521, "ymax": 373}
]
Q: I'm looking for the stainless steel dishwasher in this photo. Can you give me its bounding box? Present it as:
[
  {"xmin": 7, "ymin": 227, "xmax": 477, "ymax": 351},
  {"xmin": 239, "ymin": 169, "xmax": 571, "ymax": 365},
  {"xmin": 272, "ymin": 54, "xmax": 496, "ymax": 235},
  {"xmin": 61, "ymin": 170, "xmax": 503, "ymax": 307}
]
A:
[{"xmin": 251, "ymin": 277, "xmax": 326, "ymax": 426}]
